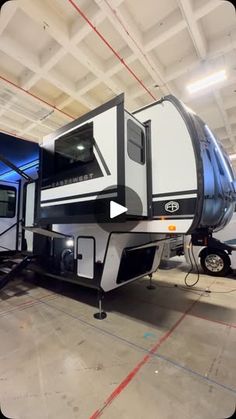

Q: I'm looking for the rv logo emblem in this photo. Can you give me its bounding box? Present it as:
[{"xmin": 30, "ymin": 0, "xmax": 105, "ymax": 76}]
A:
[{"xmin": 165, "ymin": 201, "xmax": 179, "ymax": 213}]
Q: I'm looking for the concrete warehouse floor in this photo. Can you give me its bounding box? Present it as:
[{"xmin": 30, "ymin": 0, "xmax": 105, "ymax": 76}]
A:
[{"xmin": 0, "ymin": 259, "xmax": 235, "ymax": 419}]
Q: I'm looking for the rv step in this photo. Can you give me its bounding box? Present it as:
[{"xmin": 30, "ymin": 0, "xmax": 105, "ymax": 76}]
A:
[
  {"xmin": 0, "ymin": 256, "xmax": 33, "ymax": 291},
  {"xmin": 0, "ymin": 267, "xmax": 12, "ymax": 274},
  {"xmin": 9, "ymin": 259, "xmax": 23, "ymax": 264}
]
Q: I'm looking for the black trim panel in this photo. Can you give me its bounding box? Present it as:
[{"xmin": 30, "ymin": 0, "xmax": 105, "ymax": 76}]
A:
[
  {"xmin": 117, "ymin": 95, "xmax": 125, "ymax": 206},
  {"xmin": 153, "ymin": 197, "xmax": 197, "ymax": 217},
  {"xmin": 145, "ymin": 120, "xmax": 153, "ymax": 219},
  {"xmin": 94, "ymin": 141, "xmax": 111, "ymax": 175},
  {"xmin": 38, "ymin": 198, "xmax": 113, "ymax": 225}
]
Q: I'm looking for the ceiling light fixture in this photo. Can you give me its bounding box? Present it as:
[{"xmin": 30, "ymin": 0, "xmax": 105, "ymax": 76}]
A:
[
  {"xmin": 187, "ymin": 70, "xmax": 227, "ymax": 94},
  {"xmin": 77, "ymin": 145, "xmax": 85, "ymax": 151},
  {"xmin": 229, "ymin": 154, "xmax": 236, "ymax": 161}
]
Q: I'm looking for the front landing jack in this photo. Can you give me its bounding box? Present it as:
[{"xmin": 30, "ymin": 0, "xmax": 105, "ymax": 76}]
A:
[
  {"xmin": 94, "ymin": 291, "xmax": 107, "ymax": 320},
  {"xmin": 147, "ymin": 274, "xmax": 156, "ymax": 290}
]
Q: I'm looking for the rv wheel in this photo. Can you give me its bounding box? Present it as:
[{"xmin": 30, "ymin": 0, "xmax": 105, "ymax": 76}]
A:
[{"xmin": 200, "ymin": 249, "xmax": 231, "ymax": 277}]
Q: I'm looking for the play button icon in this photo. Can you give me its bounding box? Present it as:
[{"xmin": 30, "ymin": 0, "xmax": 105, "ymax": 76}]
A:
[
  {"xmin": 110, "ymin": 201, "xmax": 127, "ymax": 219},
  {"xmin": 94, "ymin": 184, "xmax": 143, "ymax": 232}
]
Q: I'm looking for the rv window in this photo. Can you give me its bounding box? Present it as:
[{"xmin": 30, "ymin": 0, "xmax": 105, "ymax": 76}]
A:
[
  {"xmin": 55, "ymin": 122, "xmax": 94, "ymax": 173},
  {"xmin": 0, "ymin": 186, "xmax": 16, "ymax": 218},
  {"xmin": 127, "ymin": 120, "xmax": 145, "ymax": 165}
]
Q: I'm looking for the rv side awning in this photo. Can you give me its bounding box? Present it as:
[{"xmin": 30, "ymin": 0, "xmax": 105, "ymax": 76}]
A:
[{"xmin": 23, "ymin": 227, "xmax": 71, "ymax": 239}]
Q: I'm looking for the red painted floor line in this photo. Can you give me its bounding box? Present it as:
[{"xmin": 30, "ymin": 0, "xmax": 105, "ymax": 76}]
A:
[
  {"xmin": 89, "ymin": 295, "xmax": 201, "ymax": 419},
  {"xmin": 0, "ymin": 293, "xmax": 56, "ymax": 318}
]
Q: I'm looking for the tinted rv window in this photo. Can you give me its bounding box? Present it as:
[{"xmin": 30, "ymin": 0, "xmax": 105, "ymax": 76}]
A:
[
  {"xmin": 55, "ymin": 123, "xmax": 94, "ymax": 173},
  {"xmin": 0, "ymin": 186, "xmax": 16, "ymax": 218},
  {"xmin": 127, "ymin": 120, "xmax": 145, "ymax": 164}
]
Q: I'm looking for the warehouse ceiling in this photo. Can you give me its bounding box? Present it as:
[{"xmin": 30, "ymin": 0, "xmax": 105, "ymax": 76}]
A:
[{"xmin": 0, "ymin": 0, "xmax": 236, "ymax": 169}]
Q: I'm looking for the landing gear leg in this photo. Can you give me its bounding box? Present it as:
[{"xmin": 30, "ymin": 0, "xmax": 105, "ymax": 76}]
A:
[
  {"xmin": 94, "ymin": 290, "xmax": 107, "ymax": 320},
  {"xmin": 147, "ymin": 273, "xmax": 156, "ymax": 290}
]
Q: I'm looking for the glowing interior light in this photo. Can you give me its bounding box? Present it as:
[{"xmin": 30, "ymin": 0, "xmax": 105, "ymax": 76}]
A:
[
  {"xmin": 77, "ymin": 145, "xmax": 85, "ymax": 150},
  {"xmin": 66, "ymin": 239, "xmax": 74, "ymax": 247},
  {"xmin": 187, "ymin": 70, "xmax": 227, "ymax": 94}
]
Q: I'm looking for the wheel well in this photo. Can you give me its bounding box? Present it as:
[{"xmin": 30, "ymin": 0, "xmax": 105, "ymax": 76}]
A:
[{"xmin": 199, "ymin": 247, "xmax": 207, "ymax": 258}]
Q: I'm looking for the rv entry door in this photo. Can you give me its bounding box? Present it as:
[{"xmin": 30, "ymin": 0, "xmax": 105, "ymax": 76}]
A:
[
  {"xmin": 0, "ymin": 181, "xmax": 19, "ymax": 252},
  {"xmin": 77, "ymin": 237, "xmax": 95, "ymax": 279}
]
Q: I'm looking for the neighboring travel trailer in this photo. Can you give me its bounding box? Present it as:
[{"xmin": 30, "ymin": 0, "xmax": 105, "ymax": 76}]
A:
[
  {"xmin": 0, "ymin": 93, "xmax": 235, "ymax": 316},
  {"xmin": 0, "ymin": 157, "xmax": 37, "ymax": 256}
]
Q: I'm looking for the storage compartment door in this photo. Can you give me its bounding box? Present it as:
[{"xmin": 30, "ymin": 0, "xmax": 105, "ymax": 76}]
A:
[{"xmin": 77, "ymin": 237, "xmax": 95, "ymax": 279}]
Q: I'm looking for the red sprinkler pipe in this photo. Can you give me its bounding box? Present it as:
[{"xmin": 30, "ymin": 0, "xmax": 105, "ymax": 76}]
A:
[
  {"xmin": 0, "ymin": 128, "xmax": 28, "ymax": 142},
  {"xmin": 104, "ymin": 0, "xmax": 160, "ymax": 85},
  {"xmin": 0, "ymin": 75, "xmax": 74, "ymax": 120},
  {"xmin": 68, "ymin": 0, "xmax": 157, "ymax": 101}
]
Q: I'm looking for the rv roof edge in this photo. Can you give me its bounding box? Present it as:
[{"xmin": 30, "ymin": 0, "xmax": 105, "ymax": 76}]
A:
[{"xmin": 43, "ymin": 93, "xmax": 125, "ymax": 144}]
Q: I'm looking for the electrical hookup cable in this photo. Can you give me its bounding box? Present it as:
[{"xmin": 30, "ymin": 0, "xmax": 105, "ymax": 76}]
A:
[
  {"xmin": 181, "ymin": 242, "xmax": 236, "ymax": 295},
  {"xmin": 184, "ymin": 240, "xmax": 200, "ymax": 288}
]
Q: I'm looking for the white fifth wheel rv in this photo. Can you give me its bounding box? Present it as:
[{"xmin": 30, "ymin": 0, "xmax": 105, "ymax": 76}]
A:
[{"xmin": 0, "ymin": 94, "xmax": 235, "ymax": 316}]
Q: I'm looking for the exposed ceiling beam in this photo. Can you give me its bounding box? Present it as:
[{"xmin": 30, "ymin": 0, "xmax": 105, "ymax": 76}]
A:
[
  {"xmin": 177, "ymin": 0, "xmax": 207, "ymax": 59},
  {"xmin": 143, "ymin": 0, "xmax": 220, "ymax": 54},
  {"xmin": 70, "ymin": 2, "xmax": 105, "ymax": 44},
  {"xmin": 19, "ymin": 0, "xmax": 139, "ymax": 110},
  {"xmin": 0, "ymin": 34, "xmax": 99, "ymax": 109},
  {"xmin": 144, "ymin": 9, "xmax": 186, "ymax": 52},
  {"xmin": 94, "ymin": 0, "xmax": 170, "ymax": 96},
  {"xmin": 0, "ymin": 0, "xmax": 18, "ymax": 36},
  {"xmin": 194, "ymin": 0, "xmax": 221, "ymax": 20}
]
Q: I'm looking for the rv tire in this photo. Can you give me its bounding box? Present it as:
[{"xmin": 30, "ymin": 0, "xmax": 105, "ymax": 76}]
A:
[{"xmin": 200, "ymin": 248, "xmax": 231, "ymax": 277}]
